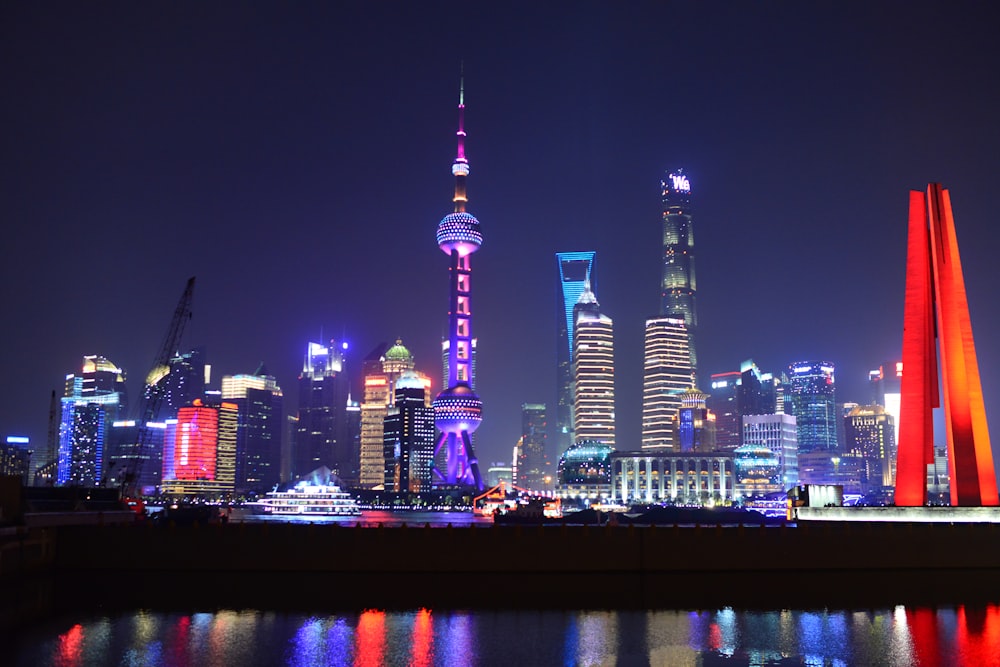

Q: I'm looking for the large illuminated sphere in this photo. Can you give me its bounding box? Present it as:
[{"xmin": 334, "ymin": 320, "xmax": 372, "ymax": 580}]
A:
[
  {"xmin": 433, "ymin": 383, "xmax": 483, "ymax": 434},
  {"xmin": 437, "ymin": 212, "xmax": 483, "ymax": 256}
]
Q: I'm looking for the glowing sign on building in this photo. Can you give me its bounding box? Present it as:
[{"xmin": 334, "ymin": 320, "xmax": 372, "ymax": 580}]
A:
[
  {"xmin": 670, "ymin": 173, "xmax": 691, "ymax": 192},
  {"xmin": 173, "ymin": 405, "xmax": 218, "ymax": 481}
]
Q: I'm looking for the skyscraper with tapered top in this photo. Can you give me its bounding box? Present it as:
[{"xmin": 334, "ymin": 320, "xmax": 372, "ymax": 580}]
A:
[
  {"xmin": 659, "ymin": 170, "xmax": 698, "ymax": 376},
  {"xmin": 432, "ymin": 72, "xmax": 484, "ymax": 489},
  {"xmin": 573, "ymin": 282, "xmax": 615, "ymax": 447}
]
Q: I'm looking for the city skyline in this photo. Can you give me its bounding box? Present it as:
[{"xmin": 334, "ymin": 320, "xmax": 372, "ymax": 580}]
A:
[{"xmin": 2, "ymin": 3, "xmax": 999, "ymax": 474}]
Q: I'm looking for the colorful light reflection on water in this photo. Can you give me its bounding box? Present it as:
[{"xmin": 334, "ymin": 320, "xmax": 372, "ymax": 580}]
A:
[{"xmin": 15, "ymin": 605, "xmax": 1000, "ymax": 666}]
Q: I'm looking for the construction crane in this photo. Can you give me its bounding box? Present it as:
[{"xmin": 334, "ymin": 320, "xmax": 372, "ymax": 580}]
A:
[{"xmin": 119, "ymin": 276, "xmax": 195, "ymax": 505}]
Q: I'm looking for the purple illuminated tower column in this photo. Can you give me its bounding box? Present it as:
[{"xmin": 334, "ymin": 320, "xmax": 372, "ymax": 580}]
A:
[{"xmin": 432, "ymin": 76, "xmax": 484, "ymax": 490}]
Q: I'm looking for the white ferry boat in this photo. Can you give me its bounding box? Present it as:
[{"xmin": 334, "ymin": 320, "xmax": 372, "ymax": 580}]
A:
[{"xmin": 250, "ymin": 480, "xmax": 361, "ymax": 516}]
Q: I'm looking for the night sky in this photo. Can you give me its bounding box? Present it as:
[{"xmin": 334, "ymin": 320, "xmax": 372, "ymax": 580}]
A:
[{"xmin": 3, "ymin": 2, "xmax": 999, "ymax": 473}]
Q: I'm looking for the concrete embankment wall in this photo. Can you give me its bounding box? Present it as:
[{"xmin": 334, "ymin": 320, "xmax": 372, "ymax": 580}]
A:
[{"xmin": 27, "ymin": 520, "xmax": 1000, "ymax": 613}]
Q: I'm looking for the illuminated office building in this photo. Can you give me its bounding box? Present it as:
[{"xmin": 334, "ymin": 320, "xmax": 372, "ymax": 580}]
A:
[
  {"xmin": 2, "ymin": 436, "xmax": 32, "ymax": 485},
  {"xmin": 742, "ymin": 413, "xmax": 798, "ymax": 488},
  {"xmin": 556, "ymin": 251, "xmax": 596, "ymax": 453},
  {"xmin": 786, "ymin": 361, "xmax": 838, "ymax": 453},
  {"xmin": 222, "ymin": 369, "xmax": 284, "ymax": 492},
  {"xmin": 383, "ymin": 371, "xmax": 436, "ymax": 492},
  {"xmin": 293, "ymin": 340, "xmax": 349, "ymax": 481},
  {"xmin": 105, "ymin": 420, "xmax": 165, "ymax": 492},
  {"xmin": 869, "ymin": 361, "xmax": 902, "ymax": 449},
  {"xmin": 145, "ymin": 347, "xmax": 209, "ymax": 421},
  {"xmin": 708, "ymin": 371, "xmax": 741, "ymax": 451},
  {"xmin": 57, "ymin": 355, "xmax": 127, "ymax": 486},
  {"xmin": 516, "ymin": 403, "xmax": 548, "ymax": 490},
  {"xmin": 573, "ymin": 284, "xmax": 615, "ymax": 447},
  {"xmin": 844, "ymin": 404, "xmax": 896, "ymax": 493},
  {"xmin": 641, "ymin": 316, "xmax": 693, "ymax": 451},
  {"xmin": 659, "ymin": 169, "xmax": 697, "ymax": 375},
  {"xmin": 161, "ymin": 398, "xmax": 237, "ymax": 498},
  {"xmin": 360, "ymin": 340, "xmax": 430, "ymax": 489},
  {"xmin": 675, "ymin": 388, "xmax": 715, "ymax": 453}
]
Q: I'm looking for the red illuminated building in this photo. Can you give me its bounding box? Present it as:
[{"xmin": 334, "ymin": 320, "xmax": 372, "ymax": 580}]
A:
[{"xmin": 896, "ymin": 184, "xmax": 998, "ymax": 506}]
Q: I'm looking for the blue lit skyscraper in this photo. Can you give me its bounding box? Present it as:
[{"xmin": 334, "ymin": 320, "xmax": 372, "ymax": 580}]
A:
[
  {"xmin": 57, "ymin": 355, "xmax": 127, "ymax": 486},
  {"xmin": 787, "ymin": 361, "xmax": 838, "ymax": 453},
  {"xmin": 556, "ymin": 251, "xmax": 596, "ymax": 453},
  {"xmin": 659, "ymin": 170, "xmax": 697, "ymax": 376}
]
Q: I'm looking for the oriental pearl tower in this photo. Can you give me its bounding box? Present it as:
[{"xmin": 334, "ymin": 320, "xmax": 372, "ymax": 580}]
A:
[{"xmin": 432, "ymin": 74, "xmax": 485, "ymax": 490}]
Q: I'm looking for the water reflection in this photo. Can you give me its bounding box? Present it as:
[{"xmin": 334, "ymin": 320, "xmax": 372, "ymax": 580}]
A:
[{"xmin": 16, "ymin": 604, "xmax": 1000, "ymax": 666}]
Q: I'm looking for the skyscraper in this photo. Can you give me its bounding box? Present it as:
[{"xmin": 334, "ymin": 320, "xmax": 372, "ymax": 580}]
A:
[
  {"xmin": 659, "ymin": 169, "xmax": 697, "ymax": 376},
  {"xmin": 556, "ymin": 251, "xmax": 596, "ymax": 452},
  {"xmin": 360, "ymin": 340, "xmax": 417, "ymax": 489},
  {"xmin": 786, "ymin": 361, "xmax": 838, "ymax": 453},
  {"xmin": 57, "ymin": 355, "xmax": 127, "ymax": 486},
  {"xmin": 221, "ymin": 368, "xmax": 283, "ymax": 492},
  {"xmin": 708, "ymin": 371, "xmax": 741, "ymax": 451},
  {"xmin": 432, "ymin": 75, "xmax": 485, "ymax": 489},
  {"xmin": 742, "ymin": 413, "xmax": 799, "ymax": 488},
  {"xmin": 293, "ymin": 340, "xmax": 349, "ymax": 481},
  {"xmin": 161, "ymin": 398, "xmax": 237, "ymax": 498},
  {"xmin": 675, "ymin": 388, "xmax": 715, "ymax": 453},
  {"xmin": 516, "ymin": 403, "xmax": 548, "ymax": 490},
  {"xmin": 844, "ymin": 404, "xmax": 896, "ymax": 493},
  {"xmin": 641, "ymin": 316, "xmax": 693, "ymax": 451},
  {"xmin": 383, "ymin": 371, "xmax": 436, "ymax": 492},
  {"xmin": 145, "ymin": 347, "xmax": 208, "ymax": 421},
  {"xmin": 573, "ymin": 283, "xmax": 615, "ymax": 446}
]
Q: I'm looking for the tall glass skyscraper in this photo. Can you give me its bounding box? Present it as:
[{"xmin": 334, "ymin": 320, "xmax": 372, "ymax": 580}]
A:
[
  {"xmin": 786, "ymin": 361, "xmax": 838, "ymax": 453},
  {"xmin": 556, "ymin": 251, "xmax": 596, "ymax": 453},
  {"xmin": 659, "ymin": 170, "xmax": 698, "ymax": 375}
]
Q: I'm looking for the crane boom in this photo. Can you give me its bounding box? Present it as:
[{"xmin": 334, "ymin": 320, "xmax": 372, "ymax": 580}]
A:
[{"xmin": 120, "ymin": 277, "xmax": 195, "ymax": 498}]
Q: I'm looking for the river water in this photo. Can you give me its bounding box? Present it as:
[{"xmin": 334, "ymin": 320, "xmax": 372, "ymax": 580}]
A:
[{"xmin": 10, "ymin": 605, "xmax": 1000, "ymax": 666}]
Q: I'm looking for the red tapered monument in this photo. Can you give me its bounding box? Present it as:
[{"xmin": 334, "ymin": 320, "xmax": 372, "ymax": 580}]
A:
[{"xmin": 896, "ymin": 184, "xmax": 998, "ymax": 506}]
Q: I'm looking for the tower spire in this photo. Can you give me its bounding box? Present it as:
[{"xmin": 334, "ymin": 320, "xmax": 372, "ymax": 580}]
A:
[{"xmin": 452, "ymin": 64, "xmax": 469, "ymax": 213}]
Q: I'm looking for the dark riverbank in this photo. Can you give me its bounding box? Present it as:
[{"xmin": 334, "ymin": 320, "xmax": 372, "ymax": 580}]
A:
[{"xmin": 4, "ymin": 520, "xmax": 1000, "ymax": 635}]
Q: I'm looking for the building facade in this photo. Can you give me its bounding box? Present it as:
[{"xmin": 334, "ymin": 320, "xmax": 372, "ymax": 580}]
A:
[
  {"xmin": 610, "ymin": 451, "xmax": 735, "ymax": 505},
  {"xmin": 641, "ymin": 316, "xmax": 693, "ymax": 451}
]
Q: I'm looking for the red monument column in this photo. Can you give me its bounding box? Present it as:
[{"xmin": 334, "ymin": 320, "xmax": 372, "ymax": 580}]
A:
[{"xmin": 896, "ymin": 184, "xmax": 998, "ymax": 507}]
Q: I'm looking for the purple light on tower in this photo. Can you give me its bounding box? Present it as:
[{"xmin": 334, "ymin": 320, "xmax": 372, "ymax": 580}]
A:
[{"xmin": 432, "ymin": 73, "xmax": 484, "ymax": 490}]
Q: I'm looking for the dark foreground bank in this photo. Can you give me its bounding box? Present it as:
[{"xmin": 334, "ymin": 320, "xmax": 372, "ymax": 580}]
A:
[{"xmin": 4, "ymin": 520, "xmax": 1000, "ymax": 635}]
